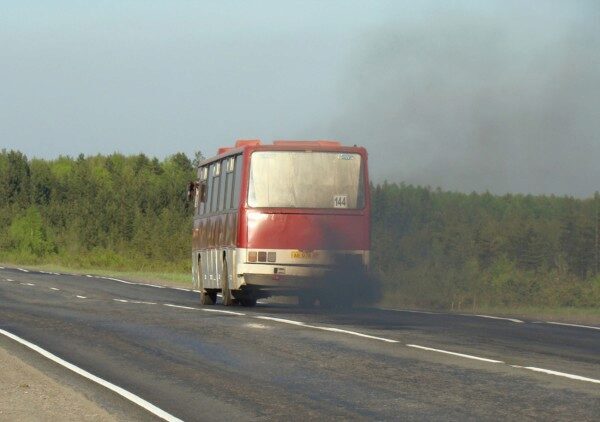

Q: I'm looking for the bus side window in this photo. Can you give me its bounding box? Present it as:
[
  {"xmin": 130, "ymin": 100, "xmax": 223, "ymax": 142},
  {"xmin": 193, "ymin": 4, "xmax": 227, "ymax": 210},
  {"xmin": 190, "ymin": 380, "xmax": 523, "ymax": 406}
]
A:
[
  {"xmin": 210, "ymin": 162, "xmax": 220, "ymax": 213},
  {"xmin": 218, "ymin": 159, "xmax": 227, "ymax": 211},
  {"xmin": 225, "ymin": 157, "xmax": 235, "ymax": 209},
  {"xmin": 205, "ymin": 164, "xmax": 214, "ymax": 214},
  {"xmin": 198, "ymin": 167, "xmax": 208, "ymax": 215},
  {"xmin": 232, "ymin": 155, "xmax": 242, "ymax": 209}
]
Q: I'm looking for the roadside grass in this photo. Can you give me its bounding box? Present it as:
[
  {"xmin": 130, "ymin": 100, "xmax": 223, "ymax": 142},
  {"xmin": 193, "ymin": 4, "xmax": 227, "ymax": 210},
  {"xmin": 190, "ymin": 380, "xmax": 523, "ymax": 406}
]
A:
[{"xmin": 458, "ymin": 305, "xmax": 600, "ymax": 325}]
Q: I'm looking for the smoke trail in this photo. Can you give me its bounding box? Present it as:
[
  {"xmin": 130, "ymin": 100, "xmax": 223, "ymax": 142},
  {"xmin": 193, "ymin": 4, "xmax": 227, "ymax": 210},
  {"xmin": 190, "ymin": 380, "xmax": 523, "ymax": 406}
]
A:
[{"xmin": 327, "ymin": 3, "xmax": 600, "ymax": 196}]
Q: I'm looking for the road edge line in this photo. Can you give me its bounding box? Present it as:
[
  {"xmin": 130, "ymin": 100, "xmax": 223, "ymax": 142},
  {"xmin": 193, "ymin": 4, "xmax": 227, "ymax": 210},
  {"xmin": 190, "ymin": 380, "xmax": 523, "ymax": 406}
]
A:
[{"xmin": 0, "ymin": 328, "xmax": 183, "ymax": 422}]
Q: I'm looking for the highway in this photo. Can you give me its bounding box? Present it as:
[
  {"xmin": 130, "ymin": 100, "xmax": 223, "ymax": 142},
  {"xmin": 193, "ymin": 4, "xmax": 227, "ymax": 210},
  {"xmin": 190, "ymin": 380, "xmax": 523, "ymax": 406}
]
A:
[{"xmin": 1, "ymin": 266, "xmax": 599, "ymax": 421}]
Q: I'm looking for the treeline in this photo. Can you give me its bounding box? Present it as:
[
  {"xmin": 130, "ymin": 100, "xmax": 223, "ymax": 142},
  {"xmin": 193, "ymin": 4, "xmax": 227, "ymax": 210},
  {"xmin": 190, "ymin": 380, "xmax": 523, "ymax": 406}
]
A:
[
  {"xmin": 1, "ymin": 150, "xmax": 599, "ymax": 309},
  {"xmin": 371, "ymin": 183, "xmax": 600, "ymax": 309},
  {"xmin": 0, "ymin": 150, "xmax": 194, "ymax": 272}
]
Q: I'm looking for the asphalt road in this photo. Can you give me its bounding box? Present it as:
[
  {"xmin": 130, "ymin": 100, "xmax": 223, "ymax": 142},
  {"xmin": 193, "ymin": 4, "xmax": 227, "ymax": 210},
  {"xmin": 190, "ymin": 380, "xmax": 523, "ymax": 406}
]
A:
[{"xmin": 1, "ymin": 266, "xmax": 599, "ymax": 421}]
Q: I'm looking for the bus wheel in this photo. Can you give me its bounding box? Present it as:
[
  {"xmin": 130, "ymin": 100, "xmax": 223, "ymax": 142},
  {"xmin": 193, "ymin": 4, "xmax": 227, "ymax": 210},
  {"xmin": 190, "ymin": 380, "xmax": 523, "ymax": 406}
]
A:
[
  {"xmin": 198, "ymin": 256, "xmax": 216, "ymax": 305},
  {"xmin": 221, "ymin": 259, "xmax": 234, "ymax": 306},
  {"xmin": 200, "ymin": 289, "xmax": 217, "ymax": 305},
  {"xmin": 298, "ymin": 293, "xmax": 316, "ymax": 308},
  {"xmin": 239, "ymin": 297, "xmax": 257, "ymax": 307}
]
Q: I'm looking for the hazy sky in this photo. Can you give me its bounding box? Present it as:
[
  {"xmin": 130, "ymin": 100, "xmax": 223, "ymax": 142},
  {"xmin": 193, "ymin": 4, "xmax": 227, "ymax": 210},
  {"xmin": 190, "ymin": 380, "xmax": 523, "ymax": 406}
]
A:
[{"xmin": 2, "ymin": 1, "xmax": 599, "ymax": 196}]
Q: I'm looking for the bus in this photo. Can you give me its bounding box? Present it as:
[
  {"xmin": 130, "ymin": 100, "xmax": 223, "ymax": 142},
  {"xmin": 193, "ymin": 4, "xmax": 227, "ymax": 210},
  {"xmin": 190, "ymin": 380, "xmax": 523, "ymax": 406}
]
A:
[{"xmin": 188, "ymin": 139, "xmax": 370, "ymax": 307}]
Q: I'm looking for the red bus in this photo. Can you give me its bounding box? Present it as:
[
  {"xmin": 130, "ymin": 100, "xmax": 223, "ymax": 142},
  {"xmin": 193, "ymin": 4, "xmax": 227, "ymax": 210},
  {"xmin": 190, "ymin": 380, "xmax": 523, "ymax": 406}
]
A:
[{"xmin": 189, "ymin": 139, "xmax": 370, "ymax": 307}]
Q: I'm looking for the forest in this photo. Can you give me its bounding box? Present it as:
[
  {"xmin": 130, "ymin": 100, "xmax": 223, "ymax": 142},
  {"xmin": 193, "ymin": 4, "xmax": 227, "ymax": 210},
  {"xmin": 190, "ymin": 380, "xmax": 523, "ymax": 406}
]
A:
[{"xmin": 1, "ymin": 149, "xmax": 599, "ymax": 310}]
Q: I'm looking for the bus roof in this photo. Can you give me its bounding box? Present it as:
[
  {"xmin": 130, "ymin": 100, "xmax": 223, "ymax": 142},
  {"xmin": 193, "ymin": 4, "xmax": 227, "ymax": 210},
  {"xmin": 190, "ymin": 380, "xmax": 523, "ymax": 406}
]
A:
[{"xmin": 216, "ymin": 139, "xmax": 344, "ymax": 155}]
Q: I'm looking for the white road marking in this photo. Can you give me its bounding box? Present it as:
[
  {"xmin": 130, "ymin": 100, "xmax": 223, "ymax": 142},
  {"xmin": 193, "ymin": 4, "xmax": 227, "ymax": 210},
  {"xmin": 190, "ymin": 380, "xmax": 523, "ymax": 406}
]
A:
[
  {"xmin": 20, "ymin": 282, "xmax": 35, "ymax": 286},
  {"xmin": 0, "ymin": 266, "xmax": 4, "ymax": 269},
  {"xmin": 164, "ymin": 304, "xmax": 197, "ymax": 310},
  {"xmin": 113, "ymin": 299, "xmax": 130, "ymax": 303},
  {"xmin": 102, "ymin": 276, "xmax": 136, "ymax": 285},
  {"xmin": 52, "ymin": 272, "xmax": 61, "ymax": 275},
  {"xmin": 381, "ymin": 307, "xmax": 439, "ymax": 315},
  {"xmin": 201, "ymin": 308, "xmax": 246, "ymax": 316},
  {"xmin": 6, "ymin": 279, "xmax": 14, "ymax": 282},
  {"xmin": 50, "ymin": 287, "xmax": 60, "ymax": 291},
  {"xmin": 512, "ymin": 365, "xmax": 600, "ymax": 384},
  {"xmin": 407, "ymin": 344, "xmax": 504, "ymax": 363},
  {"xmin": 255, "ymin": 316, "xmax": 399, "ymax": 343},
  {"xmin": 17, "ymin": 268, "xmax": 29, "ymax": 272},
  {"xmin": 172, "ymin": 287, "xmax": 192, "ymax": 292},
  {"xmin": 245, "ymin": 323, "xmax": 269, "ymax": 329},
  {"xmin": 0, "ymin": 328, "xmax": 183, "ymax": 422},
  {"xmin": 130, "ymin": 300, "xmax": 157, "ymax": 305},
  {"xmin": 86, "ymin": 275, "xmax": 93, "ymax": 278},
  {"xmin": 472, "ymin": 314, "xmax": 523, "ymax": 323},
  {"xmin": 545, "ymin": 321, "xmax": 600, "ymax": 331},
  {"xmin": 76, "ymin": 295, "xmax": 87, "ymax": 299}
]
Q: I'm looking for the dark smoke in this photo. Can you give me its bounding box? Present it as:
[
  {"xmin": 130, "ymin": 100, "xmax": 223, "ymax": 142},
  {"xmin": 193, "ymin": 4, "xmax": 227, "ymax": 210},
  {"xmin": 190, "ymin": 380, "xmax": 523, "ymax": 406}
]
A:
[{"xmin": 326, "ymin": 3, "xmax": 600, "ymax": 197}]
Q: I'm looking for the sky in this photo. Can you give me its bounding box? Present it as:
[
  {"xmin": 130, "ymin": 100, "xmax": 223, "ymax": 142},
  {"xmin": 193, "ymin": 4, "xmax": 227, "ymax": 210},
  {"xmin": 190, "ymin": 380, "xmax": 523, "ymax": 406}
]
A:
[{"xmin": 1, "ymin": 1, "xmax": 599, "ymax": 196}]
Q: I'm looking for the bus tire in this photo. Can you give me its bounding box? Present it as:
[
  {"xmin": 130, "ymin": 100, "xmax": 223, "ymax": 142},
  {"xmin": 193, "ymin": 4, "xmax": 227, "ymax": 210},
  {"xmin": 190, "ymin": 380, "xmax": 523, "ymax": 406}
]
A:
[
  {"xmin": 200, "ymin": 290, "xmax": 217, "ymax": 305},
  {"xmin": 239, "ymin": 297, "xmax": 257, "ymax": 307},
  {"xmin": 198, "ymin": 256, "xmax": 216, "ymax": 305},
  {"xmin": 221, "ymin": 259, "xmax": 235, "ymax": 306}
]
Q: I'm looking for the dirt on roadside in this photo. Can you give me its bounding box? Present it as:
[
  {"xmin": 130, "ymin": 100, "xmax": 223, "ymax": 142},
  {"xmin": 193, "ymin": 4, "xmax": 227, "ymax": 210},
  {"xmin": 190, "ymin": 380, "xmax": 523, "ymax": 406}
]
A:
[{"xmin": 0, "ymin": 346, "xmax": 117, "ymax": 421}]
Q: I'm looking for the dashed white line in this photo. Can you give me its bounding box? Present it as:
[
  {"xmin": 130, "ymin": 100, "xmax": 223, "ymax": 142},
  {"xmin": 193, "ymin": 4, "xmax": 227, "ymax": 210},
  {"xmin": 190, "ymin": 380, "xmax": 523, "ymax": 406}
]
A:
[
  {"xmin": 130, "ymin": 300, "xmax": 157, "ymax": 305},
  {"xmin": 6, "ymin": 278, "xmax": 14, "ymax": 282},
  {"xmin": 471, "ymin": 314, "xmax": 524, "ymax": 323},
  {"xmin": 20, "ymin": 282, "xmax": 35, "ymax": 286},
  {"xmin": 50, "ymin": 287, "xmax": 60, "ymax": 291},
  {"xmin": 201, "ymin": 308, "xmax": 246, "ymax": 316},
  {"xmin": 512, "ymin": 365, "xmax": 600, "ymax": 384},
  {"xmin": 0, "ymin": 328, "xmax": 183, "ymax": 422},
  {"xmin": 76, "ymin": 295, "xmax": 87, "ymax": 299},
  {"xmin": 113, "ymin": 299, "xmax": 129, "ymax": 303},
  {"xmin": 545, "ymin": 321, "xmax": 600, "ymax": 331},
  {"xmin": 255, "ymin": 316, "xmax": 399, "ymax": 343},
  {"xmin": 0, "ymin": 266, "xmax": 5, "ymax": 269},
  {"xmin": 17, "ymin": 268, "xmax": 29, "ymax": 272},
  {"xmin": 407, "ymin": 344, "xmax": 504, "ymax": 363},
  {"xmin": 164, "ymin": 304, "xmax": 196, "ymax": 310},
  {"xmin": 85, "ymin": 275, "xmax": 94, "ymax": 278}
]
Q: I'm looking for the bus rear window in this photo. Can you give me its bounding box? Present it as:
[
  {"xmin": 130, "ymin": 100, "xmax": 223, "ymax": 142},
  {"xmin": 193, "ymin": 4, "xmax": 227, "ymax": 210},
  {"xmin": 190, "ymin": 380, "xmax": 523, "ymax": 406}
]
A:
[{"xmin": 248, "ymin": 151, "xmax": 364, "ymax": 209}]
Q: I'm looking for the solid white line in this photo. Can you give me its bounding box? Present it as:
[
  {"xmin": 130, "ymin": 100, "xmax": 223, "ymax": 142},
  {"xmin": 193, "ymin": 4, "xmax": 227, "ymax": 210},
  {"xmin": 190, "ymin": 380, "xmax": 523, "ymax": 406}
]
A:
[
  {"xmin": 17, "ymin": 268, "xmax": 29, "ymax": 272},
  {"xmin": 512, "ymin": 365, "xmax": 600, "ymax": 384},
  {"xmin": 255, "ymin": 316, "xmax": 399, "ymax": 343},
  {"xmin": 76, "ymin": 295, "xmax": 87, "ymax": 299},
  {"xmin": 172, "ymin": 287, "xmax": 192, "ymax": 292},
  {"xmin": 103, "ymin": 277, "xmax": 136, "ymax": 285},
  {"xmin": 407, "ymin": 344, "xmax": 504, "ymax": 363},
  {"xmin": 52, "ymin": 272, "xmax": 61, "ymax": 275},
  {"xmin": 0, "ymin": 328, "xmax": 183, "ymax": 422},
  {"xmin": 545, "ymin": 321, "xmax": 600, "ymax": 331},
  {"xmin": 50, "ymin": 287, "xmax": 60, "ymax": 291},
  {"xmin": 86, "ymin": 275, "xmax": 93, "ymax": 278},
  {"xmin": 472, "ymin": 314, "xmax": 524, "ymax": 324},
  {"xmin": 0, "ymin": 266, "xmax": 4, "ymax": 269}
]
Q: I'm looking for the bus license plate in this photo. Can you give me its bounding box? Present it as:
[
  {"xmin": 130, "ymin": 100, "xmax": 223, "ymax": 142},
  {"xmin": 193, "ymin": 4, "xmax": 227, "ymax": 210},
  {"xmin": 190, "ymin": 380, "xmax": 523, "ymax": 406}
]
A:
[{"xmin": 291, "ymin": 251, "xmax": 317, "ymax": 259}]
